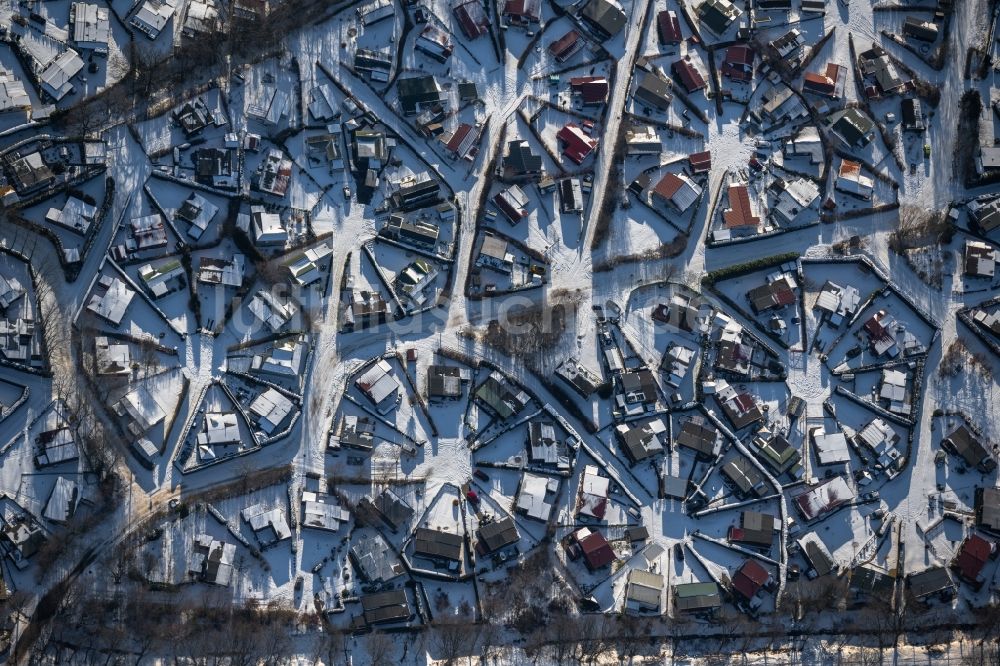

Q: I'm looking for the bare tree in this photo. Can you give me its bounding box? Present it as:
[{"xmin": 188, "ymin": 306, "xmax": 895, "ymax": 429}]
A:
[
  {"xmin": 432, "ymin": 620, "xmax": 480, "ymax": 666},
  {"xmin": 364, "ymin": 631, "xmax": 395, "ymax": 666}
]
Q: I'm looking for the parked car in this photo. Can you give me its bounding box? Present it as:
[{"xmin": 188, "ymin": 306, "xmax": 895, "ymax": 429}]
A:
[
  {"xmin": 673, "ymin": 542, "xmax": 685, "ymax": 561},
  {"xmin": 859, "ymin": 490, "xmax": 880, "ymax": 504},
  {"xmin": 466, "ymin": 490, "xmax": 480, "ymax": 504},
  {"xmin": 473, "ymin": 469, "xmax": 489, "ymax": 482}
]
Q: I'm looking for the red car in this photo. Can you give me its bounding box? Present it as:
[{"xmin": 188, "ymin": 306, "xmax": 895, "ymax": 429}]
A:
[{"xmin": 466, "ymin": 490, "xmax": 480, "ymax": 504}]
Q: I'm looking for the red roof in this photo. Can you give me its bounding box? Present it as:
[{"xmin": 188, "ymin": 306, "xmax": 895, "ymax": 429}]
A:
[
  {"xmin": 657, "ymin": 10, "xmax": 682, "ymax": 44},
  {"xmin": 863, "ymin": 312, "xmax": 892, "ymax": 344},
  {"xmin": 721, "ymin": 45, "xmax": 754, "ymax": 81},
  {"xmin": 733, "ymin": 559, "xmax": 769, "ymax": 600},
  {"xmin": 454, "ymin": 0, "xmax": 490, "ymax": 39},
  {"xmin": 689, "ymin": 150, "xmax": 712, "ymax": 173},
  {"xmin": 773, "ymin": 282, "xmax": 796, "ymax": 306},
  {"xmin": 653, "ymin": 172, "xmax": 685, "ymax": 199},
  {"xmin": 557, "ymin": 123, "xmax": 598, "ymax": 164},
  {"xmin": 570, "ymin": 76, "xmax": 609, "ymax": 105},
  {"xmin": 723, "ymin": 185, "xmax": 760, "ymax": 228},
  {"xmin": 549, "ymin": 30, "xmax": 581, "ymax": 60},
  {"xmin": 492, "ymin": 191, "xmax": 527, "ymax": 223},
  {"xmin": 445, "ymin": 123, "xmax": 477, "ymax": 156},
  {"xmin": 672, "ymin": 59, "xmax": 707, "ymax": 93},
  {"xmin": 734, "ymin": 392, "xmax": 755, "ymax": 413},
  {"xmin": 503, "ymin": 0, "xmax": 540, "ymax": 22},
  {"xmin": 579, "ymin": 531, "xmax": 615, "ymax": 569},
  {"xmin": 954, "ymin": 534, "xmax": 994, "ymax": 583}
]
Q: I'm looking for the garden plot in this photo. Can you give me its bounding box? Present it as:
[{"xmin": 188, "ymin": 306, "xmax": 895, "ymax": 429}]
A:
[
  {"xmin": 145, "ymin": 178, "xmax": 230, "ymax": 246},
  {"xmin": 596, "ymin": 189, "xmax": 688, "ymax": 269},
  {"xmin": 520, "ymin": 16, "xmax": 601, "ymax": 78},
  {"xmin": 825, "ymin": 289, "xmax": 936, "ymax": 373},
  {"xmin": 801, "ymin": 259, "xmax": 888, "ymax": 350},
  {"xmin": 712, "ymin": 264, "xmax": 804, "ymax": 350},
  {"xmin": 369, "ymin": 240, "xmax": 446, "ymax": 313},
  {"xmin": 189, "ymin": 239, "xmax": 251, "ymax": 334},
  {"xmin": 468, "ymin": 228, "xmax": 548, "ymax": 297},
  {"xmin": 20, "ymin": 175, "xmax": 108, "ymax": 260},
  {"xmin": 428, "ymin": 579, "xmax": 479, "ymax": 621},
  {"xmin": 174, "ymin": 381, "xmax": 260, "ymax": 473},
  {"xmin": 0, "ymin": 251, "xmax": 43, "ymax": 371},
  {"xmin": 135, "ymin": 88, "xmax": 230, "ymax": 159},
  {"xmin": 231, "ymin": 57, "xmax": 298, "ymax": 135},
  {"xmin": 79, "ymin": 265, "xmax": 188, "ymax": 346},
  {"xmin": 118, "ymin": 255, "xmax": 194, "ymax": 334}
]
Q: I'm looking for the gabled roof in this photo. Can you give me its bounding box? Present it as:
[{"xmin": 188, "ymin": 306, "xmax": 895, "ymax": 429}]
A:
[
  {"xmin": 549, "ymin": 29, "xmax": 582, "ymax": 60},
  {"xmin": 579, "ymin": 530, "xmax": 615, "ymax": 569},
  {"xmin": 657, "ymin": 10, "xmax": 682, "ymax": 43},
  {"xmin": 502, "ymin": 0, "xmax": 541, "ymax": 21},
  {"xmin": 580, "ymin": 0, "xmax": 626, "ymax": 37},
  {"xmin": 570, "ymin": 76, "xmax": 610, "ymax": 105},
  {"xmin": 556, "ymin": 123, "xmax": 598, "ymax": 164},
  {"xmin": 689, "ymin": 150, "xmax": 712, "ymax": 173},
  {"xmin": 453, "ymin": 0, "xmax": 490, "ymax": 39},
  {"xmin": 732, "ymin": 559, "xmax": 769, "ymax": 600},
  {"xmin": 413, "ymin": 527, "xmax": 463, "ymax": 562},
  {"xmin": 672, "ymin": 59, "xmax": 707, "ymax": 92},
  {"xmin": 478, "ymin": 516, "xmax": 519, "ymax": 552},
  {"xmin": 721, "ymin": 45, "xmax": 754, "ymax": 81},
  {"xmin": 723, "ymin": 185, "xmax": 760, "ymax": 228},
  {"xmin": 952, "ymin": 534, "xmax": 993, "ymax": 583}
]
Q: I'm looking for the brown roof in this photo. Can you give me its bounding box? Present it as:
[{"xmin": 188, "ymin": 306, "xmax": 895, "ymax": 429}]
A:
[
  {"xmin": 549, "ymin": 30, "xmax": 580, "ymax": 58},
  {"xmin": 723, "ymin": 185, "xmax": 760, "ymax": 228},
  {"xmin": 689, "ymin": 150, "xmax": 712, "ymax": 172},
  {"xmin": 672, "ymin": 59, "xmax": 707, "ymax": 93},
  {"xmin": 653, "ymin": 172, "xmax": 685, "ymax": 199},
  {"xmin": 657, "ymin": 10, "xmax": 682, "ymax": 43}
]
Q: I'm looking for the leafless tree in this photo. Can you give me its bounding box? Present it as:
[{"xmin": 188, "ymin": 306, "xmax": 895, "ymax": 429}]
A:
[
  {"xmin": 432, "ymin": 620, "xmax": 480, "ymax": 666},
  {"xmin": 364, "ymin": 631, "xmax": 395, "ymax": 666}
]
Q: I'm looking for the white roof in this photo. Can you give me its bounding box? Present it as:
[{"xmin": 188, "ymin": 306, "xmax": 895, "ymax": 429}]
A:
[
  {"xmin": 796, "ymin": 476, "xmax": 854, "ymax": 521},
  {"xmin": 132, "ymin": 0, "xmax": 177, "ymax": 36},
  {"xmin": 197, "ymin": 411, "xmax": 241, "ymax": 445},
  {"xmin": 178, "ymin": 192, "xmax": 219, "ymax": 237},
  {"xmin": 248, "ymin": 290, "xmax": 297, "ymax": 332},
  {"xmin": 879, "ymin": 368, "xmax": 907, "ymax": 403},
  {"xmin": 72, "ymin": 3, "xmax": 111, "ymax": 47},
  {"xmin": 87, "ymin": 276, "xmax": 136, "ymax": 325},
  {"xmin": 254, "ymin": 335, "xmax": 307, "ymax": 377},
  {"xmin": 39, "ymin": 49, "xmax": 84, "ymax": 101},
  {"xmin": 858, "ymin": 418, "xmax": 897, "ymax": 454},
  {"xmin": 43, "ymin": 477, "xmax": 79, "ymax": 523},
  {"xmin": 516, "ymin": 472, "xmax": 555, "ymax": 521},
  {"xmin": 0, "ymin": 273, "xmax": 25, "ymax": 309},
  {"xmin": 46, "ymin": 197, "xmax": 97, "ymax": 234},
  {"xmin": 95, "ymin": 336, "xmax": 131, "ymax": 374},
  {"xmin": 302, "ymin": 491, "xmax": 351, "ymax": 531},
  {"xmin": 252, "ymin": 209, "xmax": 288, "ymax": 244},
  {"xmin": 241, "ymin": 503, "xmax": 292, "ymax": 541},
  {"xmin": 198, "ymin": 255, "xmax": 244, "ymax": 287},
  {"xmin": 356, "ymin": 359, "xmax": 400, "ymax": 406},
  {"xmin": 249, "ymin": 388, "xmax": 294, "ymax": 434},
  {"xmin": 118, "ymin": 385, "xmax": 167, "ymax": 431},
  {"xmin": 812, "ymin": 428, "xmax": 851, "ymax": 465},
  {"xmin": 0, "ymin": 69, "xmax": 30, "ymax": 112}
]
